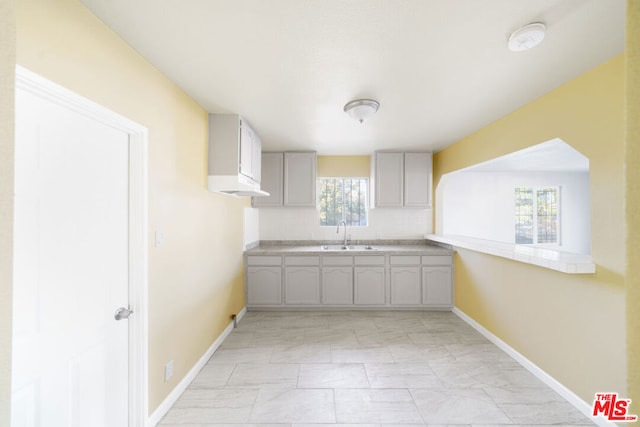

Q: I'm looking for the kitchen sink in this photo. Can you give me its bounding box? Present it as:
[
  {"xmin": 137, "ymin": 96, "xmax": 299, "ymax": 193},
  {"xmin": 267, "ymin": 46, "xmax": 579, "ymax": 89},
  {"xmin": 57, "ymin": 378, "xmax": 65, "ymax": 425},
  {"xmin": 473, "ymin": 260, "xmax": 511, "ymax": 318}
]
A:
[
  {"xmin": 320, "ymin": 245, "xmax": 376, "ymax": 251},
  {"xmin": 320, "ymin": 245, "xmax": 349, "ymax": 251}
]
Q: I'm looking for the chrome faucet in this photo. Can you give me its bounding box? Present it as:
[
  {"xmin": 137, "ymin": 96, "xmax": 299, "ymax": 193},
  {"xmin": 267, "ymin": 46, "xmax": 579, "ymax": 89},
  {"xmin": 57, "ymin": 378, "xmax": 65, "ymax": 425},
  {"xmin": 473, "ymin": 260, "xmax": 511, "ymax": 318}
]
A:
[{"xmin": 337, "ymin": 220, "xmax": 348, "ymax": 247}]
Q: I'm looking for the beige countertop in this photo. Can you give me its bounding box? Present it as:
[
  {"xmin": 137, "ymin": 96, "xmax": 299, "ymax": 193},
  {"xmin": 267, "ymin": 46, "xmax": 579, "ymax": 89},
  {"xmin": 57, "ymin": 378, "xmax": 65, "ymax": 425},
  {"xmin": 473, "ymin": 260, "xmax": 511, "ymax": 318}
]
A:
[{"xmin": 245, "ymin": 240, "xmax": 453, "ymax": 256}]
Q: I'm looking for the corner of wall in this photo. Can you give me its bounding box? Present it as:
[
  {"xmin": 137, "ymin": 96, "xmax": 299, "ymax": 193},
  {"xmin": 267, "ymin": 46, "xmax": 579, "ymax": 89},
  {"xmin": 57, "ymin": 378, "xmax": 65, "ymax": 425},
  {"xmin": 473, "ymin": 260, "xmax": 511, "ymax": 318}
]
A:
[
  {"xmin": 432, "ymin": 53, "xmax": 627, "ymax": 403},
  {"xmin": 0, "ymin": 0, "xmax": 16, "ymax": 423},
  {"xmin": 626, "ymin": 0, "xmax": 640, "ymax": 408}
]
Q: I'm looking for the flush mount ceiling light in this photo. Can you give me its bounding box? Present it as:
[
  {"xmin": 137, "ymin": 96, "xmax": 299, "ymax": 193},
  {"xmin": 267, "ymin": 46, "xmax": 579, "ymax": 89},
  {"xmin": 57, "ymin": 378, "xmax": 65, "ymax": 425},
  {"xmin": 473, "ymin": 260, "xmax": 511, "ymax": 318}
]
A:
[
  {"xmin": 344, "ymin": 99, "xmax": 380, "ymax": 123},
  {"xmin": 508, "ymin": 22, "xmax": 546, "ymax": 52}
]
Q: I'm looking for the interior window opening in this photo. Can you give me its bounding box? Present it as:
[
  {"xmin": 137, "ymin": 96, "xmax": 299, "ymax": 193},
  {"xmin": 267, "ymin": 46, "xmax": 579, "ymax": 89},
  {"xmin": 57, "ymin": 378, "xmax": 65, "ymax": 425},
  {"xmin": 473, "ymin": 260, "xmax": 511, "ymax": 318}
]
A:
[{"xmin": 435, "ymin": 138, "xmax": 590, "ymax": 255}]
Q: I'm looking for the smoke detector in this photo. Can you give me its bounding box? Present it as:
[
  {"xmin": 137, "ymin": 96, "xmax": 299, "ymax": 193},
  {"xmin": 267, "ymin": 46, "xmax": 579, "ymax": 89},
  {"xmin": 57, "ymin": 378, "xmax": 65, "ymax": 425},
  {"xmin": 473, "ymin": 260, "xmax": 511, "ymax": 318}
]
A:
[{"xmin": 508, "ymin": 23, "xmax": 546, "ymax": 52}]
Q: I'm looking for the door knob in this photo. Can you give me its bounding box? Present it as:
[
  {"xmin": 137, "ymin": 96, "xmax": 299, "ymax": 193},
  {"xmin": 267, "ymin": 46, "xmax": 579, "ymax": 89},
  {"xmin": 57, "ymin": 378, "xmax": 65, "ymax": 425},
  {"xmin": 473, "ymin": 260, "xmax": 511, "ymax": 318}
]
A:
[{"xmin": 114, "ymin": 307, "xmax": 133, "ymax": 320}]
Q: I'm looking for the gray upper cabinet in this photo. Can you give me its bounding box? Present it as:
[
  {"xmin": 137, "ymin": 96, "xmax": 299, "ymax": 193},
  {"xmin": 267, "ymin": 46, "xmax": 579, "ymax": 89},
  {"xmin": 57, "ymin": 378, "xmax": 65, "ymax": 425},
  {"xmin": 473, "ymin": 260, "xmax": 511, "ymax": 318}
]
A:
[
  {"xmin": 250, "ymin": 128, "xmax": 262, "ymax": 184},
  {"xmin": 208, "ymin": 114, "xmax": 270, "ymax": 196},
  {"xmin": 209, "ymin": 114, "xmax": 261, "ymax": 182},
  {"xmin": 375, "ymin": 152, "xmax": 404, "ymax": 207},
  {"xmin": 284, "ymin": 152, "xmax": 317, "ymax": 207},
  {"xmin": 404, "ymin": 152, "xmax": 432, "ymax": 207},
  {"xmin": 253, "ymin": 151, "xmax": 317, "ymax": 207},
  {"xmin": 252, "ymin": 152, "xmax": 284, "ymax": 207},
  {"xmin": 373, "ymin": 151, "xmax": 432, "ymax": 208},
  {"xmin": 239, "ymin": 122, "xmax": 254, "ymax": 179}
]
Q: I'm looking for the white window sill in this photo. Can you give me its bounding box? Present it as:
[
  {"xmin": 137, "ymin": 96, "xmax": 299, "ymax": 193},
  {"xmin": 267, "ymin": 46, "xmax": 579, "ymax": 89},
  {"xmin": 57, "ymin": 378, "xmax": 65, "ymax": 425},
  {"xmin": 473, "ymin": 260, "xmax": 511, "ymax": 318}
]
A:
[{"xmin": 425, "ymin": 234, "xmax": 596, "ymax": 274}]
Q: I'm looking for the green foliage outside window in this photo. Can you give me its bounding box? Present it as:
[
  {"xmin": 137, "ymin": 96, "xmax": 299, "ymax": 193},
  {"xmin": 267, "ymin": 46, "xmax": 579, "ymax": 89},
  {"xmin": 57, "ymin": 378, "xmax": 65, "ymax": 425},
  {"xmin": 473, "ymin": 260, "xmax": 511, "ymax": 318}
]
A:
[
  {"xmin": 515, "ymin": 186, "xmax": 559, "ymax": 245},
  {"xmin": 319, "ymin": 178, "xmax": 368, "ymax": 226}
]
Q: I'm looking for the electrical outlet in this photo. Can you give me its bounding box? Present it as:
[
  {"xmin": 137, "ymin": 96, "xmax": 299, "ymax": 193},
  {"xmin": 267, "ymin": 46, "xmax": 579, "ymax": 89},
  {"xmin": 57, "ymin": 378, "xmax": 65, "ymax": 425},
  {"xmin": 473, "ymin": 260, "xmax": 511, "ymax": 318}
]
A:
[
  {"xmin": 165, "ymin": 360, "xmax": 173, "ymax": 382},
  {"xmin": 155, "ymin": 231, "xmax": 165, "ymax": 247}
]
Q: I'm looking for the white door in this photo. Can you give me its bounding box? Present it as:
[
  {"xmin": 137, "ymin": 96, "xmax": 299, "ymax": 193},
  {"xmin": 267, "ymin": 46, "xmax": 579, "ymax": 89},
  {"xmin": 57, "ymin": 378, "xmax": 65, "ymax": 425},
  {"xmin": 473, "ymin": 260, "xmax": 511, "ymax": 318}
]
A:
[{"xmin": 12, "ymin": 84, "xmax": 131, "ymax": 426}]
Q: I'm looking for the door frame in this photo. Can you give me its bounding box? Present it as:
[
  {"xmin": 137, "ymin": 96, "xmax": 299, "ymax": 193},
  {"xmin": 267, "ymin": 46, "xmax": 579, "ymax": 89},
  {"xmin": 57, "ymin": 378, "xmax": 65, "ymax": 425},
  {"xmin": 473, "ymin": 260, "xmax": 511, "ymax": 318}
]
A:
[{"xmin": 15, "ymin": 65, "xmax": 149, "ymax": 427}]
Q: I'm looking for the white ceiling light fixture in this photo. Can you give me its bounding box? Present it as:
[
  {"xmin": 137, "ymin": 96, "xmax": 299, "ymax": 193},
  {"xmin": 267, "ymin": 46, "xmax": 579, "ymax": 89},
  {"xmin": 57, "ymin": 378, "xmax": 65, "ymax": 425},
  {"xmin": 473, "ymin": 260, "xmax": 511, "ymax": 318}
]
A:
[
  {"xmin": 508, "ymin": 22, "xmax": 546, "ymax": 52},
  {"xmin": 344, "ymin": 99, "xmax": 380, "ymax": 123}
]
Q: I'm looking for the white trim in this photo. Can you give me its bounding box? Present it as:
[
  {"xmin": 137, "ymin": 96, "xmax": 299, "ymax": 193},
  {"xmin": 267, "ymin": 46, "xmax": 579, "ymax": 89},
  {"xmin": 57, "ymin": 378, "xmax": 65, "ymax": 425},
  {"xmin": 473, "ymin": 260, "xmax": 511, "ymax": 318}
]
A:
[
  {"xmin": 15, "ymin": 65, "xmax": 150, "ymax": 427},
  {"xmin": 148, "ymin": 307, "xmax": 247, "ymax": 427},
  {"xmin": 426, "ymin": 234, "xmax": 595, "ymax": 274},
  {"xmin": 128, "ymin": 129, "xmax": 149, "ymax": 427},
  {"xmin": 452, "ymin": 307, "xmax": 616, "ymax": 427}
]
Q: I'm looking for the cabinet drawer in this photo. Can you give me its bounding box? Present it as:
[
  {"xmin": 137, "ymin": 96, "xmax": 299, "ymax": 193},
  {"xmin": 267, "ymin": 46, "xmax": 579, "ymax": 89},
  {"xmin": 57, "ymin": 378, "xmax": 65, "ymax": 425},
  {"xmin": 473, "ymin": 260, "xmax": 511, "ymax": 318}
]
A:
[
  {"xmin": 421, "ymin": 256, "xmax": 452, "ymax": 266},
  {"xmin": 323, "ymin": 256, "xmax": 353, "ymax": 266},
  {"xmin": 390, "ymin": 255, "xmax": 421, "ymax": 265},
  {"xmin": 354, "ymin": 255, "xmax": 385, "ymax": 266},
  {"xmin": 247, "ymin": 256, "xmax": 282, "ymax": 266},
  {"xmin": 285, "ymin": 256, "xmax": 320, "ymax": 266}
]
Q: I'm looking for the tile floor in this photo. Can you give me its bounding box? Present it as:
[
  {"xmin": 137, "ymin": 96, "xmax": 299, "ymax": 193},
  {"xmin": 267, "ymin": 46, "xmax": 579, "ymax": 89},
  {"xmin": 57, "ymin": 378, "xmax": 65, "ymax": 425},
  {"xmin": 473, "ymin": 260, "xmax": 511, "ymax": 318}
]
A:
[{"xmin": 159, "ymin": 311, "xmax": 595, "ymax": 426}]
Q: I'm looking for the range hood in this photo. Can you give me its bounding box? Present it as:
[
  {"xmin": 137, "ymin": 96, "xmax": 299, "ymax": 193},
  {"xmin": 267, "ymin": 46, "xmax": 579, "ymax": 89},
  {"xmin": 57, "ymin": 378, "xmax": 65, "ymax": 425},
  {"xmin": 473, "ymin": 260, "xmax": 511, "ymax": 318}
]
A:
[
  {"xmin": 207, "ymin": 174, "xmax": 269, "ymax": 197},
  {"xmin": 207, "ymin": 114, "xmax": 269, "ymax": 197}
]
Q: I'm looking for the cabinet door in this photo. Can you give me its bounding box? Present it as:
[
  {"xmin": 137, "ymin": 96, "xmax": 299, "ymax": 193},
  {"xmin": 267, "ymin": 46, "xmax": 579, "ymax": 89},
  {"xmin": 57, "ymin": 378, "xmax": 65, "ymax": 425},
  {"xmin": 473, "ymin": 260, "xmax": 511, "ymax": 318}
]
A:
[
  {"xmin": 284, "ymin": 266, "xmax": 320, "ymax": 304},
  {"xmin": 247, "ymin": 266, "xmax": 282, "ymax": 306},
  {"xmin": 422, "ymin": 266, "xmax": 453, "ymax": 307},
  {"xmin": 390, "ymin": 266, "xmax": 421, "ymax": 305},
  {"xmin": 251, "ymin": 132, "xmax": 262, "ymax": 184},
  {"xmin": 284, "ymin": 152, "xmax": 317, "ymax": 207},
  {"xmin": 322, "ymin": 267, "xmax": 353, "ymax": 305},
  {"xmin": 354, "ymin": 266, "xmax": 386, "ymax": 305},
  {"xmin": 253, "ymin": 153, "xmax": 284, "ymax": 207},
  {"xmin": 404, "ymin": 152, "xmax": 432, "ymax": 207},
  {"xmin": 375, "ymin": 152, "xmax": 404, "ymax": 207},
  {"xmin": 239, "ymin": 121, "xmax": 253, "ymax": 179}
]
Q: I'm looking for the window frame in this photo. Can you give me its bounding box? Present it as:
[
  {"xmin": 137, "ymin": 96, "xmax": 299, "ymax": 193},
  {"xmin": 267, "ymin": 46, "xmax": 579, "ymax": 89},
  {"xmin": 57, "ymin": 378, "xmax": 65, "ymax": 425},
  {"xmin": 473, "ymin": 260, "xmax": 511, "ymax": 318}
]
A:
[
  {"xmin": 318, "ymin": 176, "xmax": 369, "ymax": 228},
  {"xmin": 514, "ymin": 186, "xmax": 561, "ymax": 247}
]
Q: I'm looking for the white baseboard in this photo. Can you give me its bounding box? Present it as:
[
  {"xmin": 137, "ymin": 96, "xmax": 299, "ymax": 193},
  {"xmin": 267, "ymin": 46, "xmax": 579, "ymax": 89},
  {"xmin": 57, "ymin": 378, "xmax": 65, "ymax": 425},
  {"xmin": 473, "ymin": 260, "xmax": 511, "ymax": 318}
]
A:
[
  {"xmin": 147, "ymin": 306, "xmax": 247, "ymax": 426},
  {"xmin": 452, "ymin": 307, "xmax": 615, "ymax": 427}
]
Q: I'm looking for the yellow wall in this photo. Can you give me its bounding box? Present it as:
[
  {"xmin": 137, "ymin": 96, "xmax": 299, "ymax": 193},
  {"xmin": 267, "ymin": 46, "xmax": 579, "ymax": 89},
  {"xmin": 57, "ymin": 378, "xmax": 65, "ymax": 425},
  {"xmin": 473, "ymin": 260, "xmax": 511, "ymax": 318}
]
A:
[
  {"xmin": 626, "ymin": 0, "xmax": 640, "ymax": 407},
  {"xmin": 433, "ymin": 55, "xmax": 627, "ymax": 402},
  {"xmin": 318, "ymin": 155, "xmax": 370, "ymax": 177},
  {"xmin": 15, "ymin": 0, "xmax": 249, "ymax": 414},
  {"xmin": 0, "ymin": 0, "xmax": 16, "ymax": 423}
]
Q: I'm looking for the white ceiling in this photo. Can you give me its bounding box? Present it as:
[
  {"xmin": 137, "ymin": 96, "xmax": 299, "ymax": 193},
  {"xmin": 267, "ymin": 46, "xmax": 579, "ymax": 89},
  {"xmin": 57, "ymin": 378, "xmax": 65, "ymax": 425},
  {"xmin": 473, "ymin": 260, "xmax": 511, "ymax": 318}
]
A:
[{"xmin": 81, "ymin": 0, "xmax": 625, "ymax": 155}]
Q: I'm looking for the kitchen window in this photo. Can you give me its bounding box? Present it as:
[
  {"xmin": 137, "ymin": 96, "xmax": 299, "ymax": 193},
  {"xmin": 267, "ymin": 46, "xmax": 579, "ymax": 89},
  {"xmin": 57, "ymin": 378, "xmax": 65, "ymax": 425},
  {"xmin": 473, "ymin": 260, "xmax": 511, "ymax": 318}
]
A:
[
  {"xmin": 515, "ymin": 186, "xmax": 560, "ymax": 245},
  {"xmin": 319, "ymin": 178, "xmax": 368, "ymax": 226}
]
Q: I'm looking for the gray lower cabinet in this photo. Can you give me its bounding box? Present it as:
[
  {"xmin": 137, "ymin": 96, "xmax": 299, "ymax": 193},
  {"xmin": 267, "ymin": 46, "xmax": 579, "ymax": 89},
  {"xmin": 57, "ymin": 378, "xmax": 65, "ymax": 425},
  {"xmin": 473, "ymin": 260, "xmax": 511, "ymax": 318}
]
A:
[
  {"xmin": 389, "ymin": 255, "xmax": 422, "ymax": 306},
  {"xmin": 390, "ymin": 266, "xmax": 421, "ymax": 305},
  {"xmin": 245, "ymin": 252, "xmax": 452, "ymax": 309},
  {"xmin": 422, "ymin": 266, "xmax": 453, "ymax": 307},
  {"xmin": 247, "ymin": 266, "xmax": 282, "ymax": 306},
  {"xmin": 284, "ymin": 256, "xmax": 321, "ymax": 305},
  {"xmin": 321, "ymin": 267, "xmax": 353, "ymax": 305},
  {"xmin": 284, "ymin": 267, "xmax": 320, "ymax": 304},
  {"xmin": 354, "ymin": 266, "xmax": 386, "ymax": 305}
]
